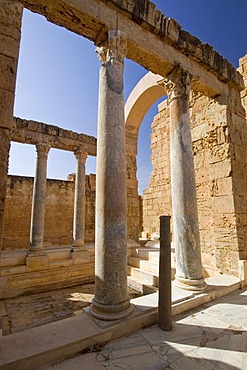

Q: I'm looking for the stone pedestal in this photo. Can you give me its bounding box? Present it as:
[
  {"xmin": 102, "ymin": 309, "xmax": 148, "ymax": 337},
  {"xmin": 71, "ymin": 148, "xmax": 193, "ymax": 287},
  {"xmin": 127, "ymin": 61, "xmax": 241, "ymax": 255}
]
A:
[
  {"xmin": 26, "ymin": 254, "xmax": 49, "ymax": 272},
  {"xmin": 72, "ymin": 150, "xmax": 87, "ymax": 250},
  {"xmin": 29, "ymin": 144, "xmax": 50, "ymax": 253},
  {"xmin": 164, "ymin": 69, "xmax": 206, "ymax": 291},
  {"xmin": 71, "ymin": 249, "xmax": 90, "ymax": 264},
  {"xmin": 90, "ymin": 30, "xmax": 132, "ymax": 320}
]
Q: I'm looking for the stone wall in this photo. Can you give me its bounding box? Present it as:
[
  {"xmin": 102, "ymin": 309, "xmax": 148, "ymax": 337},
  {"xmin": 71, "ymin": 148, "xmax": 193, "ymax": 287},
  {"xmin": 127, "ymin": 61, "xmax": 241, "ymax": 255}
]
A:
[
  {"xmin": 142, "ymin": 100, "xmax": 171, "ymax": 238},
  {"xmin": 142, "ymin": 56, "xmax": 247, "ymax": 277},
  {"xmin": 126, "ymin": 125, "xmax": 140, "ymax": 241},
  {"xmin": 2, "ymin": 174, "xmax": 96, "ymax": 250},
  {"xmin": 0, "ymin": 1, "xmax": 23, "ymax": 247}
]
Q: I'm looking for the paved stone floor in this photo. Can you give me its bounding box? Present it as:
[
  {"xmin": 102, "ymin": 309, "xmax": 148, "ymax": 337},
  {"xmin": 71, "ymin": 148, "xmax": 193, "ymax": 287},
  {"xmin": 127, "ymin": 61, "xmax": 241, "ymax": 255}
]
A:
[
  {"xmin": 40, "ymin": 287, "xmax": 247, "ymax": 370},
  {"xmin": 0, "ymin": 284, "xmax": 141, "ymax": 336}
]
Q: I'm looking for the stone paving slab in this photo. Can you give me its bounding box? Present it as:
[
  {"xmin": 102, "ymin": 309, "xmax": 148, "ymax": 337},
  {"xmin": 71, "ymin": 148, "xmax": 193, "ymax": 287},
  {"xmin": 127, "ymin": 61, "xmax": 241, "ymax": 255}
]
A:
[
  {"xmin": 0, "ymin": 274, "xmax": 242, "ymax": 369},
  {"xmin": 47, "ymin": 287, "xmax": 247, "ymax": 370}
]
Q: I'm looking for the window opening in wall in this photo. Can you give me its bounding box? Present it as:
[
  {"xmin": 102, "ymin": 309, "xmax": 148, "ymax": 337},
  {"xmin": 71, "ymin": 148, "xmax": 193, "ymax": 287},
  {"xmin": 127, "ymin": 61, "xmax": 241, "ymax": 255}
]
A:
[
  {"xmin": 14, "ymin": 9, "xmax": 100, "ymax": 182},
  {"xmin": 8, "ymin": 142, "xmax": 36, "ymax": 177}
]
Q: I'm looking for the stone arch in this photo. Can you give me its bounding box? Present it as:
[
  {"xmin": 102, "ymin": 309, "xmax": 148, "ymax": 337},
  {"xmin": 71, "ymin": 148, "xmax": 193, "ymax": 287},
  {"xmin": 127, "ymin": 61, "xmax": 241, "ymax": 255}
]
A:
[
  {"xmin": 124, "ymin": 72, "xmax": 166, "ymax": 242},
  {"xmin": 125, "ymin": 72, "xmax": 165, "ymax": 130}
]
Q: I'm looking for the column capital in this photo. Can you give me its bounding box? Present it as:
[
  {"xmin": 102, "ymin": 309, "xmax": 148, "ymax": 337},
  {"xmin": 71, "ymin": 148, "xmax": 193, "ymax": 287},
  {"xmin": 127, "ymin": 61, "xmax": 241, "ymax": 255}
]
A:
[
  {"xmin": 35, "ymin": 143, "xmax": 50, "ymax": 158},
  {"xmin": 74, "ymin": 150, "xmax": 88, "ymax": 164},
  {"xmin": 96, "ymin": 30, "xmax": 127, "ymax": 64},
  {"xmin": 161, "ymin": 68, "xmax": 191, "ymax": 103}
]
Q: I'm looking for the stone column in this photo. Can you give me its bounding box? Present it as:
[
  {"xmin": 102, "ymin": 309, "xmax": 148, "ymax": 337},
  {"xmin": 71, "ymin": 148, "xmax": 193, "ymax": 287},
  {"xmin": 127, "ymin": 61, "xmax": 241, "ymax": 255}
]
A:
[
  {"xmin": 90, "ymin": 30, "xmax": 132, "ymax": 320},
  {"xmin": 164, "ymin": 69, "xmax": 206, "ymax": 291},
  {"xmin": 71, "ymin": 150, "xmax": 89, "ymax": 261},
  {"xmin": 73, "ymin": 150, "xmax": 87, "ymax": 248},
  {"xmin": 0, "ymin": 1, "xmax": 23, "ymax": 252},
  {"xmin": 29, "ymin": 144, "xmax": 50, "ymax": 253}
]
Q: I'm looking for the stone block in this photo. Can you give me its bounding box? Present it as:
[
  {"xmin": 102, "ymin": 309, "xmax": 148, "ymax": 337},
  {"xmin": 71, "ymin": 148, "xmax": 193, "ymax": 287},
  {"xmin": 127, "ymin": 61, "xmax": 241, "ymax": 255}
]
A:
[
  {"xmin": 26, "ymin": 254, "xmax": 49, "ymax": 272},
  {"xmin": 166, "ymin": 18, "xmax": 181, "ymax": 43},
  {"xmin": 209, "ymin": 160, "xmax": 231, "ymax": 180},
  {"xmin": 1, "ymin": 265, "xmax": 26, "ymax": 276},
  {"xmin": 235, "ymin": 144, "xmax": 247, "ymax": 164},
  {"xmin": 0, "ymin": 90, "xmax": 15, "ymax": 129},
  {"xmin": 71, "ymin": 249, "xmax": 90, "ymax": 263},
  {"xmin": 212, "ymin": 195, "xmax": 235, "ymax": 214},
  {"xmin": 48, "ymin": 259, "xmax": 73, "ymax": 269}
]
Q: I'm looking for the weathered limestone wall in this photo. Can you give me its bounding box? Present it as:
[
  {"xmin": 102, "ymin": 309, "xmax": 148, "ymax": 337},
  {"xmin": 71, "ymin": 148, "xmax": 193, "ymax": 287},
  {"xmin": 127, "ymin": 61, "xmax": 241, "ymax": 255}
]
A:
[
  {"xmin": 142, "ymin": 100, "xmax": 171, "ymax": 238},
  {"xmin": 142, "ymin": 56, "xmax": 247, "ymax": 277},
  {"xmin": 126, "ymin": 125, "xmax": 139, "ymax": 241},
  {"xmin": 0, "ymin": 1, "xmax": 23, "ymax": 248},
  {"xmin": 3, "ymin": 174, "xmax": 96, "ymax": 250},
  {"xmin": 230, "ymin": 55, "xmax": 247, "ymax": 261}
]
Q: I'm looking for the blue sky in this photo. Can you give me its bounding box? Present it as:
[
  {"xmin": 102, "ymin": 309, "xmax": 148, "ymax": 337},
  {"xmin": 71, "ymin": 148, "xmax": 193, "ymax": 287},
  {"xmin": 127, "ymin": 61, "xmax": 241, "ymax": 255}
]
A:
[{"xmin": 11, "ymin": 0, "xmax": 247, "ymax": 193}]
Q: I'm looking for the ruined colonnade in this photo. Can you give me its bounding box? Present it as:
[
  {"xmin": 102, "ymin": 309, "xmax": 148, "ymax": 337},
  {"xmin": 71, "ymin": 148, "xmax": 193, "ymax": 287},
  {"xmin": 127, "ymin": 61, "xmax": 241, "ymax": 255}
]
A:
[
  {"xmin": 0, "ymin": 0, "xmax": 245, "ymax": 318},
  {"xmin": 28, "ymin": 144, "xmax": 89, "ymax": 258},
  {"xmin": 0, "ymin": 1, "xmax": 214, "ymax": 319}
]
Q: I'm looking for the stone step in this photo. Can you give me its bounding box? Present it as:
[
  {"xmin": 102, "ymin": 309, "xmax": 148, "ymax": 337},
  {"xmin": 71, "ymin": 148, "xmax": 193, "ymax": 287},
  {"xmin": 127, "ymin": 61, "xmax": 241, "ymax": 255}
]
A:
[
  {"xmin": 129, "ymin": 250, "xmax": 176, "ymax": 266},
  {"xmin": 128, "ymin": 260, "xmax": 176, "ymax": 291},
  {"xmin": 131, "ymin": 248, "xmax": 160, "ymax": 261},
  {"xmin": 128, "ymin": 256, "xmax": 159, "ymax": 275},
  {"xmin": 127, "ymin": 276, "xmax": 157, "ymax": 295},
  {"xmin": 127, "ymin": 265, "xmax": 159, "ymax": 287}
]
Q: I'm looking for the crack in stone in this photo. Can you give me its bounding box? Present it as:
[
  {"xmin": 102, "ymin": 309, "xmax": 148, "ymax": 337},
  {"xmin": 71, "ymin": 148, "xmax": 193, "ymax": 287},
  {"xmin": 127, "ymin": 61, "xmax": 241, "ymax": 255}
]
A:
[
  {"xmin": 96, "ymin": 351, "xmax": 133, "ymax": 370},
  {"xmin": 137, "ymin": 331, "xmax": 170, "ymax": 367},
  {"xmin": 199, "ymin": 325, "xmax": 245, "ymax": 347}
]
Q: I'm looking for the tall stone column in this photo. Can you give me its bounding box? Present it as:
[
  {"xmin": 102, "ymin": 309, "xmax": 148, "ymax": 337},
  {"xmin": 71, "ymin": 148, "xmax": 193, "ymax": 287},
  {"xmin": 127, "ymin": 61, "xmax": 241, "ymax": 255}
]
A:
[
  {"xmin": 29, "ymin": 144, "xmax": 50, "ymax": 253},
  {"xmin": 164, "ymin": 69, "xmax": 206, "ymax": 291},
  {"xmin": 0, "ymin": 1, "xmax": 23, "ymax": 252},
  {"xmin": 72, "ymin": 150, "xmax": 87, "ymax": 249},
  {"xmin": 90, "ymin": 30, "xmax": 132, "ymax": 320}
]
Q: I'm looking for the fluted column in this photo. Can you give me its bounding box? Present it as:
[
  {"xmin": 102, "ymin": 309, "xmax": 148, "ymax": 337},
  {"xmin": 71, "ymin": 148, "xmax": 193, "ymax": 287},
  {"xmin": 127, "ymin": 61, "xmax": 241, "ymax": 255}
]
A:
[
  {"xmin": 72, "ymin": 150, "xmax": 87, "ymax": 249},
  {"xmin": 164, "ymin": 69, "xmax": 206, "ymax": 291},
  {"xmin": 29, "ymin": 144, "xmax": 50, "ymax": 253},
  {"xmin": 90, "ymin": 30, "xmax": 132, "ymax": 320}
]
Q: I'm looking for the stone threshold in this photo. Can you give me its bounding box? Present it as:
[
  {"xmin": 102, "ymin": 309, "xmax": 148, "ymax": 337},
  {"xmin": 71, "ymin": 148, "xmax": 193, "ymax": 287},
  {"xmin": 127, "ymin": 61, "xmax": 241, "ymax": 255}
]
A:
[{"xmin": 0, "ymin": 274, "xmax": 241, "ymax": 370}]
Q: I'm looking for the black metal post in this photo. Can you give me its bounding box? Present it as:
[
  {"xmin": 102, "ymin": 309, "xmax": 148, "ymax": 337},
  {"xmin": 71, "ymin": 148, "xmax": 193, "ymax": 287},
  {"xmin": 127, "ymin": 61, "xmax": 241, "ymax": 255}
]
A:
[{"xmin": 158, "ymin": 215, "xmax": 172, "ymax": 331}]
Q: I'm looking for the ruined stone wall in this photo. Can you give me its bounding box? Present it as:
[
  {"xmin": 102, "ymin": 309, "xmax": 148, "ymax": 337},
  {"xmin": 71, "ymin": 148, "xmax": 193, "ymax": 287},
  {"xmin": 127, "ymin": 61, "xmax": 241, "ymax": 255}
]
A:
[
  {"xmin": 2, "ymin": 174, "xmax": 96, "ymax": 250},
  {"xmin": 126, "ymin": 125, "xmax": 140, "ymax": 241},
  {"xmin": 0, "ymin": 1, "xmax": 23, "ymax": 248},
  {"xmin": 142, "ymin": 100, "xmax": 171, "ymax": 238},
  {"xmin": 142, "ymin": 56, "xmax": 247, "ymax": 277},
  {"xmin": 229, "ymin": 55, "xmax": 247, "ymax": 261}
]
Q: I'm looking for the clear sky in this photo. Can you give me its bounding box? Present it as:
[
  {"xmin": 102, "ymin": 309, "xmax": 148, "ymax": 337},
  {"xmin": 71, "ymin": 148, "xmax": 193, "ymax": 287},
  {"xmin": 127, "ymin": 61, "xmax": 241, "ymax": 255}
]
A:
[{"xmin": 11, "ymin": 0, "xmax": 247, "ymax": 193}]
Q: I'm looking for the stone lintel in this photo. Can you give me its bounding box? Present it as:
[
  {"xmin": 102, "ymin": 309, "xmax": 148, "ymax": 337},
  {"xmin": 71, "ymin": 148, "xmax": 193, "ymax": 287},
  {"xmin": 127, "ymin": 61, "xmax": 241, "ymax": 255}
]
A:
[
  {"xmin": 21, "ymin": 0, "xmax": 243, "ymax": 93},
  {"xmin": 11, "ymin": 117, "xmax": 97, "ymax": 156}
]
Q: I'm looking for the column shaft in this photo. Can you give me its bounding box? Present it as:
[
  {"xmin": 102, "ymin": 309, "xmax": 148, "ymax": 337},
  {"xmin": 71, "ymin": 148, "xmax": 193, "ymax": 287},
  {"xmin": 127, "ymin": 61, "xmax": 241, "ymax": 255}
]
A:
[
  {"xmin": 73, "ymin": 150, "xmax": 87, "ymax": 248},
  {"xmin": 165, "ymin": 69, "xmax": 206, "ymax": 291},
  {"xmin": 90, "ymin": 30, "xmax": 132, "ymax": 320},
  {"xmin": 30, "ymin": 144, "xmax": 50, "ymax": 252}
]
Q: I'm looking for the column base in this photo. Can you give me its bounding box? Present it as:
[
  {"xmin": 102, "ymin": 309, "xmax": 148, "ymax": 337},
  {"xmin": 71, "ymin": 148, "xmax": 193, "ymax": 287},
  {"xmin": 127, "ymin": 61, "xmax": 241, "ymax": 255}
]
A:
[
  {"xmin": 89, "ymin": 298, "xmax": 133, "ymax": 321},
  {"xmin": 174, "ymin": 275, "xmax": 207, "ymax": 292}
]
